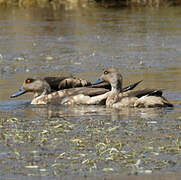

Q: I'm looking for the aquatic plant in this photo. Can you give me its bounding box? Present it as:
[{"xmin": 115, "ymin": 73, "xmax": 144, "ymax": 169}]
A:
[{"xmin": 0, "ymin": 115, "xmax": 181, "ymax": 177}]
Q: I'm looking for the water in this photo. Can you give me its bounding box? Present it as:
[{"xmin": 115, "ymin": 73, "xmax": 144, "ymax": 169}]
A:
[{"xmin": 0, "ymin": 5, "xmax": 181, "ymax": 179}]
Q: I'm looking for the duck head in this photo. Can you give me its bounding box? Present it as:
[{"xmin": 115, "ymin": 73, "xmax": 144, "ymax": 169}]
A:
[
  {"xmin": 11, "ymin": 78, "xmax": 51, "ymax": 98},
  {"xmin": 93, "ymin": 68, "xmax": 123, "ymax": 92}
]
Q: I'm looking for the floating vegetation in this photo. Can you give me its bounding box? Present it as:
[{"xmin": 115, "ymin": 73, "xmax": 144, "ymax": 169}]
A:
[{"xmin": 0, "ymin": 114, "xmax": 181, "ymax": 178}]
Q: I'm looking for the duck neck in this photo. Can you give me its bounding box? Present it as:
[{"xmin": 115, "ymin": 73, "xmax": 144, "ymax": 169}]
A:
[
  {"xmin": 111, "ymin": 79, "xmax": 122, "ymax": 94},
  {"xmin": 34, "ymin": 83, "xmax": 51, "ymax": 98}
]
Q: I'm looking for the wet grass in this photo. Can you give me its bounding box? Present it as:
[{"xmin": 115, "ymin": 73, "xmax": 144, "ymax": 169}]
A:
[{"xmin": 0, "ymin": 112, "xmax": 181, "ymax": 178}]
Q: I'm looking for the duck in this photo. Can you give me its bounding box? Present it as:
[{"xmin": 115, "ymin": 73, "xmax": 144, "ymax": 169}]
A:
[
  {"xmin": 91, "ymin": 68, "xmax": 173, "ymax": 108},
  {"xmin": 10, "ymin": 76, "xmax": 92, "ymax": 99},
  {"xmin": 10, "ymin": 75, "xmax": 142, "ymax": 105}
]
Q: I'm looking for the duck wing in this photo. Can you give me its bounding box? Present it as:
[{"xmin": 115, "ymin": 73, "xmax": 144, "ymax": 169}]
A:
[
  {"xmin": 122, "ymin": 80, "xmax": 142, "ymax": 92},
  {"xmin": 121, "ymin": 88, "xmax": 163, "ymax": 98},
  {"xmin": 70, "ymin": 87, "xmax": 109, "ymax": 97},
  {"xmin": 44, "ymin": 76, "xmax": 71, "ymax": 91},
  {"xmin": 91, "ymin": 82, "xmax": 111, "ymax": 90},
  {"xmin": 58, "ymin": 77, "xmax": 91, "ymax": 89},
  {"xmin": 91, "ymin": 80, "xmax": 142, "ymax": 91}
]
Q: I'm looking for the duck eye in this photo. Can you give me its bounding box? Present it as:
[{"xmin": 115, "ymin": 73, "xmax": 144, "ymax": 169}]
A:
[
  {"xmin": 104, "ymin": 71, "xmax": 109, "ymax": 75},
  {"xmin": 26, "ymin": 79, "xmax": 33, "ymax": 84}
]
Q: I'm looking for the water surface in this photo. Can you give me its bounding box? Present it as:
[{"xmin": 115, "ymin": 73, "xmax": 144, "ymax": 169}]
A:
[{"xmin": 0, "ymin": 5, "xmax": 181, "ymax": 179}]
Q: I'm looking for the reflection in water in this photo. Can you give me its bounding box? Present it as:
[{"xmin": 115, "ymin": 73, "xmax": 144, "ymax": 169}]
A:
[
  {"xmin": 0, "ymin": 96, "xmax": 173, "ymax": 121},
  {"xmin": 0, "ymin": 100, "xmax": 30, "ymax": 111},
  {"xmin": 0, "ymin": 98, "xmax": 173, "ymax": 120},
  {"xmin": 30, "ymin": 104, "xmax": 170, "ymax": 120},
  {"xmin": 0, "ymin": 101, "xmax": 179, "ymax": 179}
]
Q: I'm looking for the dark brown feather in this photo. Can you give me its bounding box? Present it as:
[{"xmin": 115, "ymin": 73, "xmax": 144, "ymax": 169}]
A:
[
  {"xmin": 90, "ymin": 82, "xmax": 111, "ymax": 90},
  {"xmin": 121, "ymin": 88, "xmax": 163, "ymax": 98},
  {"xmin": 43, "ymin": 76, "xmax": 71, "ymax": 91}
]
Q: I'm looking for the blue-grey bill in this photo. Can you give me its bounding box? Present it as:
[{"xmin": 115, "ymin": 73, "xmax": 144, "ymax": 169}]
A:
[
  {"xmin": 92, "ymin": 78, "xmax": 104, "ymax": 85},
  {"xmin": 10, "ymin": 87, "xmax": 27, "ymax": 98}
]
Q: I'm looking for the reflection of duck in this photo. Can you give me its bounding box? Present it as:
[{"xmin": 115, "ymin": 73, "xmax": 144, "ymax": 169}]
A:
[
  {"xmin": 92, "ymin": 68, "xmax": 173, "ymax": 108},
  {"xmin": 32, "ymin": 104, "xmax": 167, "ymax": 120},
  {"xmin": 10, "ymin": 75, "xmax": 141, "ymax": 105}
]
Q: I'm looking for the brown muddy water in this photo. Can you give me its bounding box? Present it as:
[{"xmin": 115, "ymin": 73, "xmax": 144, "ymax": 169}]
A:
[{"xmin": 0, "ymin": 5, "xmax": 181, "ymax": 180}]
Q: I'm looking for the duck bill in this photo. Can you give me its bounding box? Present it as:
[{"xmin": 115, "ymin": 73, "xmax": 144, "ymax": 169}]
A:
[
  {"xmin": 92, "ymin": 78, "xmax": 104, "ymax": 85},
  {"xmin": 10, "ymin": 87, "xmax": 27, "ymax": 98}
]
